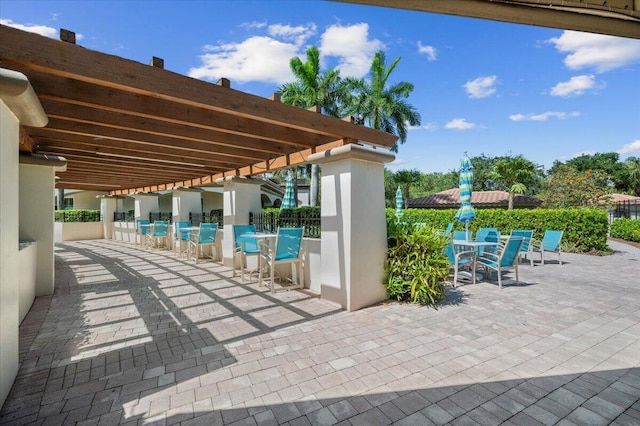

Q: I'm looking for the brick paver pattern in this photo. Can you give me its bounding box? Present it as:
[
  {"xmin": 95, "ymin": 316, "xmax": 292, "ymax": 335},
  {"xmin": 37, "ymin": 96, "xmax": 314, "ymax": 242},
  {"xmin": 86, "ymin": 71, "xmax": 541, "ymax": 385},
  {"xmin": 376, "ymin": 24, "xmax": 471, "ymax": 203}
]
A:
[{"xmin": 1, "ymin": 239, "xmax": 639, "ymax": 425}]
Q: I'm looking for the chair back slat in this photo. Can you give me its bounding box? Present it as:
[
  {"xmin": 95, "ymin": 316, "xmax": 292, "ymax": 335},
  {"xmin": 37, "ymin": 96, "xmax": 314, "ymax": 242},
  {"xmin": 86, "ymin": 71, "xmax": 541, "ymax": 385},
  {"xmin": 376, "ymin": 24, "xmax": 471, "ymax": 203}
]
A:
[
  {"xmin": 452, "ymin": 230, "xmax": 472, "ymax": 241},
  {"xmin": 511, "ymin": 230, "xmax": 533, "ymax": 252},
  {"xmin": 275, "ymin": 227, "xmax": 304, "ymax": 261},
  {"xmin": 542, "ymin": 230, "xmax": 563, "ymax": 251},
  {"xmin": 500, "ymin": 236, "xmax": 523, "ymax": 267},
  {"xmin": 199, "ymin": 223, "xmax": 217, "ymax": 244},
  {"xmin": 135, "ymin": 219, "xmax": 150, "ymax": 231},
  {"xmin": 233, "ymin": 224, "xmax": 259, "ymax": 252},
  {"xmin": 152, "ymin": 220, "xmax": 169, "ymax": 237}
]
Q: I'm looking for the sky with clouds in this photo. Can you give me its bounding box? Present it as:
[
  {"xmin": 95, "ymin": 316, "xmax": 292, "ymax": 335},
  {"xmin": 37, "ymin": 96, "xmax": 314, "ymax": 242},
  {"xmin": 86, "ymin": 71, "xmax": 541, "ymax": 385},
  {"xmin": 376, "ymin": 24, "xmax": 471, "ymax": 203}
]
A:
[{"xmin": 1, "ymin": 0, "xmax": 639, "ymax": 173}]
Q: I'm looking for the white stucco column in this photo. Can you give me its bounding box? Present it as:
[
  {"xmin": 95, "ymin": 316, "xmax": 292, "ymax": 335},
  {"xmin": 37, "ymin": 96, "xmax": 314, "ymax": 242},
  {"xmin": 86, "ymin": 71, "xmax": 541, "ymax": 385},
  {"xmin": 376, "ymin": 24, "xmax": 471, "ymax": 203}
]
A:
[
  {"xmin": 99, "ymin": 196, "xmax": 118, "ymax": 240},
  {"xmin": 132, "ymin": 193, "xmax": 159, "ymax": 244},
  {"xmin": 217, "ymin": 177, "xmax": 262, "ymax": 267},
  {"xmin": 171, "ymin": 188, "xmax": 202, "ymax": 223},
  {"xmin": 308, "ymin": 144, "xmax": 395, "ymax": 312},
  {"xmin": 0, "ymin": 68, "xmax": 48, "ymax": 407},
  {"xmin": 19, "ymin": 163, "xmax": 56, "ymax": 296}
]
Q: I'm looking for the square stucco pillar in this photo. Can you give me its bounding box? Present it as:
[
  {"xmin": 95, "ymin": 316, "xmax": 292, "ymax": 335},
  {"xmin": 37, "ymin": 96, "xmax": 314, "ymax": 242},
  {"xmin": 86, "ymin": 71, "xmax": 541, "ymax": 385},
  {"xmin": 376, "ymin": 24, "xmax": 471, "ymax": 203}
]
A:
[
  {"xmin": 172, "ymin": 188, "xmax": 202, "ymax": 223},
  {"xmin": 19, "ymin": 163, "xmax": 56, "ymax": 297},
  {"xmin": 309, "ymin": 144, "xmax": 395, "ymax": 312},
  {"xmin": 99, "ymin": 196, "xmax": 118, "ymax": 239},
  {"xmin": 218, "ymin": 177, "xmax": 262, "ymax": 268}
]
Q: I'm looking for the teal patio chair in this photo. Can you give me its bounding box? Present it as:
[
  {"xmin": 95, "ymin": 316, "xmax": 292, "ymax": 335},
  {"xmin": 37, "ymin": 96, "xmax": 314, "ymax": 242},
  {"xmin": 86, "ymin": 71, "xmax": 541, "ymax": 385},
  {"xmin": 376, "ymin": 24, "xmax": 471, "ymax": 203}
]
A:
[
  {"xmin": 189, "ymin": 223, "xmax": 219, "ymax": 263},
  {"xmin": 258, "ymin": 227, "xmax": 305, "ymax": 293},
  {"xmin": 444, "ymin": 242, "xmax": 476, "ymax": 287},
  {"xmin": 146, "ymin": 220, "xmax": 169, "ymax": 249},
  {"xmin": 531, "ymin": 230, "xmax": 564, "ymax": 266},
  {"xmin": 173, "ymin": 221, "xmax": 192, "ymax": 257},
  {"xmin": 135, "ymin": 219, "xmax": 150, "ymax": 247},
  {"xmin": 452, "ymin": 230, "xmax": 473, "ymax": 241},
  {"xmin": 475, "ymin": 235, "xmax": 524, "ymax": 289},
  {"xmin": 233, "ymin": 224, "xmax": 260, "ymax": 281},
  {"xmin": 510, "ymin": 229, "xmax": 534, "ymax": 264},
  {"xmin": 475, "ymin": 227, "xmax": 500, "ymax": 256}
]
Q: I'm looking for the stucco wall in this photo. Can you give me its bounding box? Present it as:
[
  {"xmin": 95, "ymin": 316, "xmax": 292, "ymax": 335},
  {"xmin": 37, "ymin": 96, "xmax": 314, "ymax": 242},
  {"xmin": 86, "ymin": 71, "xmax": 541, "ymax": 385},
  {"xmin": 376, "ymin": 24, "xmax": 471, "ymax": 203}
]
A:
[
  {"xmin": 0, "ymin": 100, "xmax": 20, "ymax": 407},
  {"xmin": 54, "ymin": 222, "xmax": 104, "ymax": 242}
]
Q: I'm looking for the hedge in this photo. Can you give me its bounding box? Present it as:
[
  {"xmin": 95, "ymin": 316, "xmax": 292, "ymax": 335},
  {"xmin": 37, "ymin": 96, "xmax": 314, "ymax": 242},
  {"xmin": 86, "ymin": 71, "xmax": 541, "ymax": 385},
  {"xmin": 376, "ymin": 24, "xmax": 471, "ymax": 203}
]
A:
[
  {"xmin": 390, "ymin": 207, "xmax": 610, "ymax": 253},
  {"xmin": 610, "ymin": 219, "xmax": 640, "ymax": 243},
  {"xmin": 55, "ymin": 209, "xmax": 101, "ymax": 223}
]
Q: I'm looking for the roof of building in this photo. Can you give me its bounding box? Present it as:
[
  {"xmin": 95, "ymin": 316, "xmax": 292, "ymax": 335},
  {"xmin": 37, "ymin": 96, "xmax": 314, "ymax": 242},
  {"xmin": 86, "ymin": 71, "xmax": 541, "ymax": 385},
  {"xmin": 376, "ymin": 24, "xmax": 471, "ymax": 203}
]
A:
[
  {"xmin": 408, "ymin": 188, "xmax": 542, "ymax": 209},
  {"xmin": 607, "ymin": 193, "xmax": 640, "ymax": 203}
]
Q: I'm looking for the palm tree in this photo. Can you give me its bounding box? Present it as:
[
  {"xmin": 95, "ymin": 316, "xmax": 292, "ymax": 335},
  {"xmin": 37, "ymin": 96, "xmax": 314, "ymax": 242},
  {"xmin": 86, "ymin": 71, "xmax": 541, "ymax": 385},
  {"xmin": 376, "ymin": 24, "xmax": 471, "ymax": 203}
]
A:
[
  {"xmin": 394, "ymin": 169, "xmax": 422, "ymax": 208},
  {"xmin": 490, "ymin": 156, "xmax": 536, "ymax": 209},
  {"xmin": 344, "ymin": 51, "xmax": 421, "ymax": 152},
  {"xmin": 626, "ymin": 156, "xmax": 640, "ymax": 196},
  {"xmin": 279, "ymin": 46, "xmax": 350, "ymax": 206}
]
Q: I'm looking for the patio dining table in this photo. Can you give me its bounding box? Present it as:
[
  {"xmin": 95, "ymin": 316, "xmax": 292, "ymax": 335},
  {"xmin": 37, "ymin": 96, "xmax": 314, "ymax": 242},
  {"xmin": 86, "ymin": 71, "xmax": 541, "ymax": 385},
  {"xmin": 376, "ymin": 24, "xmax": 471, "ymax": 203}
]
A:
[{"xmin": 452, "ymin": 240, "xmax": 500, "ymax": 284}]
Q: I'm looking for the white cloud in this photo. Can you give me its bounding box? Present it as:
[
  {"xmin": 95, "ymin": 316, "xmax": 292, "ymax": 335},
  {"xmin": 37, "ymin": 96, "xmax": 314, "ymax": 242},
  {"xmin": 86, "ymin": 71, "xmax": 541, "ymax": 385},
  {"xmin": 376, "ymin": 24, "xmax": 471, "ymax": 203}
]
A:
[
  {"xmin": 188, "ymin": 36, "xmax": 298, "ymax": 84},
  {"xmin": 268, "ymin": 23, "xmax": 316, "ymax": 46},
  {"xmin": 509, "ymin": 111, "xmax": 580, "ymax": 121},
  {"xmin": 239, "ymin": 21, "xmax": 267, "ymax": 30},
  {"xmin": 548, "ymin": 30, "xmax": 640, "ymax": 73},
  {"xmin": 319, "ymin": 23, "xmax": 383, "ymax": 78},
  {"xmin": 464, "ymin": 75, "xmax": 497, "ymax": 99},
  {"xmin": 550, "ymin": 75, "xmax": 599, "ymax": 97},
  {"xmin": 0, "ymin": 18, "xmax": 57, "ymax": 38},
  {"xmin": 445, "ymin": 118, "xmax": 476, "ymax": 130},
  {"xmin": 417, "ymin": 42, "xmax": 437, "ymax": 61},
  {"xmin": 617, "ymin": 140, "xmax": 640, "ymax": 156},
  {"xmin": 409, "ymin": 122, "xmax": 437, "ymax": 131}
]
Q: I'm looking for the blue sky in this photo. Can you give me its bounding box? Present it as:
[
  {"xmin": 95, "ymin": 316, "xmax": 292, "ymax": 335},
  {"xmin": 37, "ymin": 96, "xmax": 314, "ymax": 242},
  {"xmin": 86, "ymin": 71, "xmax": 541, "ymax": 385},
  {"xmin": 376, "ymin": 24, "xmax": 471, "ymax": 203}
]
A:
[{"xmin": 2, "ymin": 0, "xmax": 639, "ymax": 174}]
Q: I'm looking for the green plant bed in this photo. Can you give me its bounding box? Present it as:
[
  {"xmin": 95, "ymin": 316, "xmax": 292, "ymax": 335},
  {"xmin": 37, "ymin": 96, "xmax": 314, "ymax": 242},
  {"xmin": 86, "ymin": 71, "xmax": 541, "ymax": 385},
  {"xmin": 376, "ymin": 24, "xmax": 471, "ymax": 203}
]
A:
[{"xmin": 384, "ymin": 219, "xmax": 450, "ymax": 305}]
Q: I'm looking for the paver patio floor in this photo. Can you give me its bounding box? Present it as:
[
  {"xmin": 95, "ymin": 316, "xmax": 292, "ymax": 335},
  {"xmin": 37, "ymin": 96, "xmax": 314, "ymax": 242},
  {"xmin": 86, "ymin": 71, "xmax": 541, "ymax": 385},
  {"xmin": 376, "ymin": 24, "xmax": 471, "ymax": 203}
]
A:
[{"xmin": 1, "ymin": 239, "xmax": 639, "ymax": 425}]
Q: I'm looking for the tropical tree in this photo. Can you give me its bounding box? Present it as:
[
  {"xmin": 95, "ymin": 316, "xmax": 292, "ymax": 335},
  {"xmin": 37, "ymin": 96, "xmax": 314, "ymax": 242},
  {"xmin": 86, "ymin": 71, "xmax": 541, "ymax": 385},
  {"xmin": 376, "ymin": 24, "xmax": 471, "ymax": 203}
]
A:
[
  {"xmin": 279, "ymin": 46, "xmax": 350, "ymax": 206},
  {"xmin": 539, "ymin": 165, "xmax": 611, "ymax": 208},
  {"xmin": 393, "ymin": 169, "xmax": 422, "ymax": 208},
  {"xmin": 625, "ymin": 156, "xmax": 640, "ymax": 196},
  {"xmin": 344, "ymin": 51, "xmax": 421, "ymax": 152},
  {"xmin": 550, "ymin": 152, "xmax": 629, "ymax": 192},
  {"xmin": 490, "ymin": 155, "xmax": 536, "ymax": 209}
]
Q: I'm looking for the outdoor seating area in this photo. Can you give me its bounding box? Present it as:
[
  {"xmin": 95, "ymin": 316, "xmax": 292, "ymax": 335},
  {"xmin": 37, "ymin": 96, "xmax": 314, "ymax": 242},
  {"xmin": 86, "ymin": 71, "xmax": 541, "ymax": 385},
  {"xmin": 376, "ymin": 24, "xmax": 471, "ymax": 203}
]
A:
[{"xmin": 1, "ymin": 238, "xmax": 638, "ymax": 425}]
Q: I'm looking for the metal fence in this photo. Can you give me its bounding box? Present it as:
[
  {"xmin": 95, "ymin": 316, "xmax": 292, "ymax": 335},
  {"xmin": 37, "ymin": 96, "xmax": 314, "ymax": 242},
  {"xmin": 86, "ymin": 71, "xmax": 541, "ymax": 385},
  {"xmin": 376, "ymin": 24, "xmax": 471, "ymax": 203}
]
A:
[
  {"xmin": 149, "ymin": 212, "xmax": 172, "ymax": 223},
  {"xmin": 189, "ymin": 211, "xmax": 224, "ymax": 226},
  {"xmin": 250, "ymin": 210, "xmax": 320, "ymax": 238},
  {"xmin": 609, "ymin": 201, "xmax": 640, "ymax": 222},
  {"xmin": 55, "ymin": 210, "xmax": 101, "ymax": 222}
]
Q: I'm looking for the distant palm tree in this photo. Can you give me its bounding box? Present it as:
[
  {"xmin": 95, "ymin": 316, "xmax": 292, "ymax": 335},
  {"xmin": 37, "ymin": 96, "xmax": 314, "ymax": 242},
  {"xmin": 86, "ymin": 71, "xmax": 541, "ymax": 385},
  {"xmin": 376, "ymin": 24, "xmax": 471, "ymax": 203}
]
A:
[
  {"xmin": 490, "ymin": 156, "xmax": 535, "ymax": 209},
  {"xmin": 394, "ymin": 169, "xmax": 422, "ymax": 208},
  {"xmin": 279, "ymin": 46, "xmax": 350, "ymax": 206},
  {"xmin": 626, "ymin": 157, "xmax": 640, "ymax": 196},
  {"xmin": 344, "ymin": 51, "xmax": 421, "ymax": 152}
]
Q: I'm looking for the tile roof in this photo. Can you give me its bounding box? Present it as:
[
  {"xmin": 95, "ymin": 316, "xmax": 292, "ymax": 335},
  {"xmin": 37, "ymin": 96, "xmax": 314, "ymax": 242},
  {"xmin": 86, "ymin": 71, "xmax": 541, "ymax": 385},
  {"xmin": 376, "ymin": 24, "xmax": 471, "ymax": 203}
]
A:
[
  {"xmin": 408, "ymin": 188, "xmax": 542, "ymax": 208},
  {"xmin": 607, "ymin": 193, "xmax": 640, "ymax": 203}
]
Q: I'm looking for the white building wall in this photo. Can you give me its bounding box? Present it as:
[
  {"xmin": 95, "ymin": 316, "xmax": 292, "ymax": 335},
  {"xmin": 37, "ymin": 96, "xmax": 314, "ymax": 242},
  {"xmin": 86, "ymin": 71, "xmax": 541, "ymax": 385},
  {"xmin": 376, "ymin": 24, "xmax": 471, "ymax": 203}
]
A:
[{"xmin": 0, "ymin": 100, "xmax": 21, "ymax": 407}]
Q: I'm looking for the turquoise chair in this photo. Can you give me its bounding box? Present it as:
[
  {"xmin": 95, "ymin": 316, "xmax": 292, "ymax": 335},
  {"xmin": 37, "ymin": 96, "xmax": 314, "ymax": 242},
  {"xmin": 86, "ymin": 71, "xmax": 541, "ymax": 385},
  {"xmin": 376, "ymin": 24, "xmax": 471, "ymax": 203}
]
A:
[
  {"xmin": 173, "ymin": 221, "xmax": 192, "ymax": 256},
  {"xmin": 135, "ymin": 219, "xmax": 150, "ymax": 246},
  {"xmin": 452, "ymin": 230, "xmax": 473, "ymax": 241},
  {"xmin": 531, "ymin": 230, "xmax": 564, "ymax": 266},
  {"xmin": 189, "ymin": 223, "xmax": 218, "ymax": 263},
  {"xmin": 258, "ymin": 227, "xmax": 304, "ymax": 293},
  {"xmin": 233, "ymin": 224, "xmax": 260, "ymax": 281},
  {"xmin": 475, "ymin": 227, "xmax": 500, "ymax": 257},
  {"xmin": 444, "ymin": 242, "xmax": 476, "ymax": 287},
  {"xmin": 147, "ymin": 220, "xmax": 169, "ymax": 249},
  {"xmin": 475, "ymin": 236, "xmax": 524, "ymax": 288},
  {"xmin": 510, "ymin": 230, "xmax": 534, "ymax": 264}
]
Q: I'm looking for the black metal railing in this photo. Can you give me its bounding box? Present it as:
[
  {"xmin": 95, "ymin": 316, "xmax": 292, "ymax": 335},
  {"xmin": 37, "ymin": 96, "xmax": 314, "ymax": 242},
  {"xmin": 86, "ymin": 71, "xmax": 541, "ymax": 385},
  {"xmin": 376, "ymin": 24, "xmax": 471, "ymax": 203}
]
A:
[
  {"xmin": 55, "ymin": 210, "xmax": 101, "ymax": 223},
  {"xmin": 609, "ymin": 200, "xmax": 640, "ymax": 222},
  {"xmin": 250, "ymin": 210, "xmax": 320, "ymax": 238},
  {"xmin": 189, "ymin": 211, "xmax": 224, "ymax": 226},
  {"xmin": 149, "ymin": 212, "xmax": 172, "ymax": 223},
  {"xmin": 113, "ymin": 212, "xmax": 136, "ymax": 222}
]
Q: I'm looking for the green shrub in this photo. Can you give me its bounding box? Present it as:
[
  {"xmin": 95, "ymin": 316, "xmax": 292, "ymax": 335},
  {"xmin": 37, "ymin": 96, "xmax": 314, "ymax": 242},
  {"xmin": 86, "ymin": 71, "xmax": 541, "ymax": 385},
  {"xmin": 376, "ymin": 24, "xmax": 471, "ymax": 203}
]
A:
[
  {"xmin": 388, "ymin": 208, "xmax": 610, "ymax": 253},
  {"xmin": 55, "ymin": 209, "xmax": 101, "ymax": 222},
  {"xmin": 384, "ymin": 218, "xmax": 450, "ymax": 305},
  {"xmin": 610, "ymin": 219, "xmax": 640, "ymax": 243}
]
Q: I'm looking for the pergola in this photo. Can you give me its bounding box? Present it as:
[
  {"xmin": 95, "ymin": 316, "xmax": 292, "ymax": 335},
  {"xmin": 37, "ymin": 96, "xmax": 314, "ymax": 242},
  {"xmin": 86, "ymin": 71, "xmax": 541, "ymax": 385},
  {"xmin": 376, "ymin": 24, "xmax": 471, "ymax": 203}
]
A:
[
  {"xmin": 0, "ymin": 24, "xmax": 397, "ymax": 195},
  {"xmin": 332, "ymin": 0, "xmax": 640, "ymax": 40}
]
